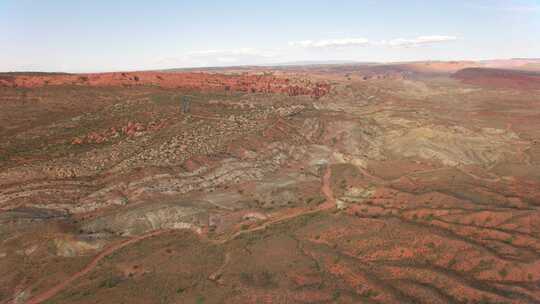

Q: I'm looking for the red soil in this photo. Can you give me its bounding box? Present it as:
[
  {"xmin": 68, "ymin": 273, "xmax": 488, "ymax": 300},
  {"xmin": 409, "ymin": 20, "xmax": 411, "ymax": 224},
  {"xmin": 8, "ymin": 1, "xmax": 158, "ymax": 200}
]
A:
[
  {"xmin": 453, "ymin": 68, "xmax": 540, "ymax": 90},
  {"xmin": 483, "ymin": 58, "xmax": 540, "ymax": 70},
  {"xmin": 71, "ymin": 120, "xmax": 167, "ymax": 145},
  {"xmin": 0, "ymin": 72, "xmax": 330, "ymax": 98},
  {"xmin": 25, "ymin": 229, "xmax": 169, "ymax": 304},
  {"xmin": 402, "ymin": 61, "xmax": 480, "ymax": 74}
]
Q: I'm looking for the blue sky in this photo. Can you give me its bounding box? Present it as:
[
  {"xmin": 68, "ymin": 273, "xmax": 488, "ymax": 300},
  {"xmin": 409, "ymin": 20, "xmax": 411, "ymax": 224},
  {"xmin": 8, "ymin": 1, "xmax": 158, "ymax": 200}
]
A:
[{"xmin": 1, "ymin": 0, "xmax": 539, "ymax": 72}]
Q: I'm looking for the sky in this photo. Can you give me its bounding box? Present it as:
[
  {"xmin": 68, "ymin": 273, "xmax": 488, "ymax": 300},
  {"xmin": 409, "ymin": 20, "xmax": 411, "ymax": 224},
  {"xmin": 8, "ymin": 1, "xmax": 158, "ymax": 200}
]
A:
[{"xmin": 1, "ymin": 0, "xmax": 539, "ymax": 72}]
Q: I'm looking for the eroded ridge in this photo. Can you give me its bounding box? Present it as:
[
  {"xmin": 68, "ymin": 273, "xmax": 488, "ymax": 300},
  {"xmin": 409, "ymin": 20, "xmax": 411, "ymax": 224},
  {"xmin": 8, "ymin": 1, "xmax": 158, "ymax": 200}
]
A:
[
  {"xmin": 1, "ymin": 63, "xmax": 540, "ymax": 303},
  {"xmin": 0, "ymin": 71, "xmax": 330, "ymax": 98}
]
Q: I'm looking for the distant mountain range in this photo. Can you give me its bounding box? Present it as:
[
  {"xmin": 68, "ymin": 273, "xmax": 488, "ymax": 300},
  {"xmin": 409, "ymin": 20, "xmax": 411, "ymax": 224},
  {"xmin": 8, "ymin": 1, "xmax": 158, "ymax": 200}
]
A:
[
  {"xmin": 261, "ymin": 60, "xmax": 376, "ymax": 66},
  {"xmin": 159, "ymin": 58, "xmax": 540, "ymax": 73}
]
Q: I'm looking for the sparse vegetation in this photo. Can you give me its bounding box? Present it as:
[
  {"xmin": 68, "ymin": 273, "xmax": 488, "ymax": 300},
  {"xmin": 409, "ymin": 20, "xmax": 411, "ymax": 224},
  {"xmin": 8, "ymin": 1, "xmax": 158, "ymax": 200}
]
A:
[
  {"xmin": 196, "ymin": 296, "xmax": 205, "ymax": 304},
  {"xmin": 2, "ymin": 61, "xmax": 539, "ymax": 304},
  {"xmin": 99, "ymin": 275, "xmax": 122, "ymax": 289}
]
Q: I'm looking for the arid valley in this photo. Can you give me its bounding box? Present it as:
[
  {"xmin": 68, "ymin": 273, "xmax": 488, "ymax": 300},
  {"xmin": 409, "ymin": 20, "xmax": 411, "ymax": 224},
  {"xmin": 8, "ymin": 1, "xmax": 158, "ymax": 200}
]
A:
[{"xmin": 1, "ymin": 59, "xmax": 540, "ymax": 303}]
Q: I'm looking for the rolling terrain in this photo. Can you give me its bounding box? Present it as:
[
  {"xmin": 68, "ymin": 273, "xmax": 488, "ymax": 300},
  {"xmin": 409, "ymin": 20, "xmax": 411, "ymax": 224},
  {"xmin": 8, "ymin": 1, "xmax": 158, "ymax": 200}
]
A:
[{"xmin": 1, "ymin": 60, "xmax": 540, "ymax": 304}]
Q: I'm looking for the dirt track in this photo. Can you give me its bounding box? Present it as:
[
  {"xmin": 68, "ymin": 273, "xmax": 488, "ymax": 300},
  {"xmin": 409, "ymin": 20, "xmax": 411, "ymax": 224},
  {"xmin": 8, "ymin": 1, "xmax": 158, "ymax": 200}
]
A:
[
  {"xmin": 24, "ymin": 230, "xmax": 168, "ymax": 304},
  {"xmin": 2, "ymin": 61, "xmax": 540, "ymax": 303},
  {"xmin": 21, "ymin": 165, "xmax": 337, "ymax": 304},
  {"xmin": 217, "ymin": 165, "xmax": 335, "ymax": 244}
]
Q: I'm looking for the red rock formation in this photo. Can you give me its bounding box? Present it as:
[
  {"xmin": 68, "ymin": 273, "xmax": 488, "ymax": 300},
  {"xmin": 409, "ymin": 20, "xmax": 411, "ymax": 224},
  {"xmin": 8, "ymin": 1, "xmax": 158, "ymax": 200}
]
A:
[
  {"xmin": 453, "ymin": 68, "xmax": 540, "ymax": 89},
  {"xmin": 0, "ymin": 72, "xmax": 330, "ymax": 98}
]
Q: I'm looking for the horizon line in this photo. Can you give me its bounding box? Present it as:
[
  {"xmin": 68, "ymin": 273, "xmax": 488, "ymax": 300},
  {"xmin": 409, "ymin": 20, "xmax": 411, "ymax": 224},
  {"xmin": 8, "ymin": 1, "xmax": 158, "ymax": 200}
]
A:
[{"xmin": 3, "ymin": 57, "xmax": 540, "ymax": 74}]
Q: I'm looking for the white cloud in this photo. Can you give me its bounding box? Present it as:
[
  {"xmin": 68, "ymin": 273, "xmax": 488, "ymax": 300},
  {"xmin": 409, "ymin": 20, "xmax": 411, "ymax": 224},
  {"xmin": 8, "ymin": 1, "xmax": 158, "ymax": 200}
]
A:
[
  {"xmin": 151, "ymin": 35, "xmax": 457, "ymax": 69},
  {"xmin": 153, "ymin": 47, "xmax": 281, "ymax": 68},
  {"xmin": 289, "ymin": 35, "xmax": 457, "ymax": 49},
  {"xmin": 383, "ymin": 35, "xmax": 458, "ymax": 48},
  {"xmin": 188, "ymin": 48, "xmax": 277, "ymax": 58},
  {"xmin": 289, "ymin": 38, "xmax": 370, "ymax": 48}
]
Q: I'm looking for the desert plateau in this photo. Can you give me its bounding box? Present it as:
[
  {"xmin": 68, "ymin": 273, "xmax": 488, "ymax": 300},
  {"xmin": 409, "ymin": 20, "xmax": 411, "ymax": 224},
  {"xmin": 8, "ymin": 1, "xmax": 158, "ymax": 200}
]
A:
[
  {"xmin": 1, "ymin": 59, "xmax": 540, "ymax": 303},
  {"xmin": 3, "ymin": 1, "xmax": 540, "ymax": 303}
]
